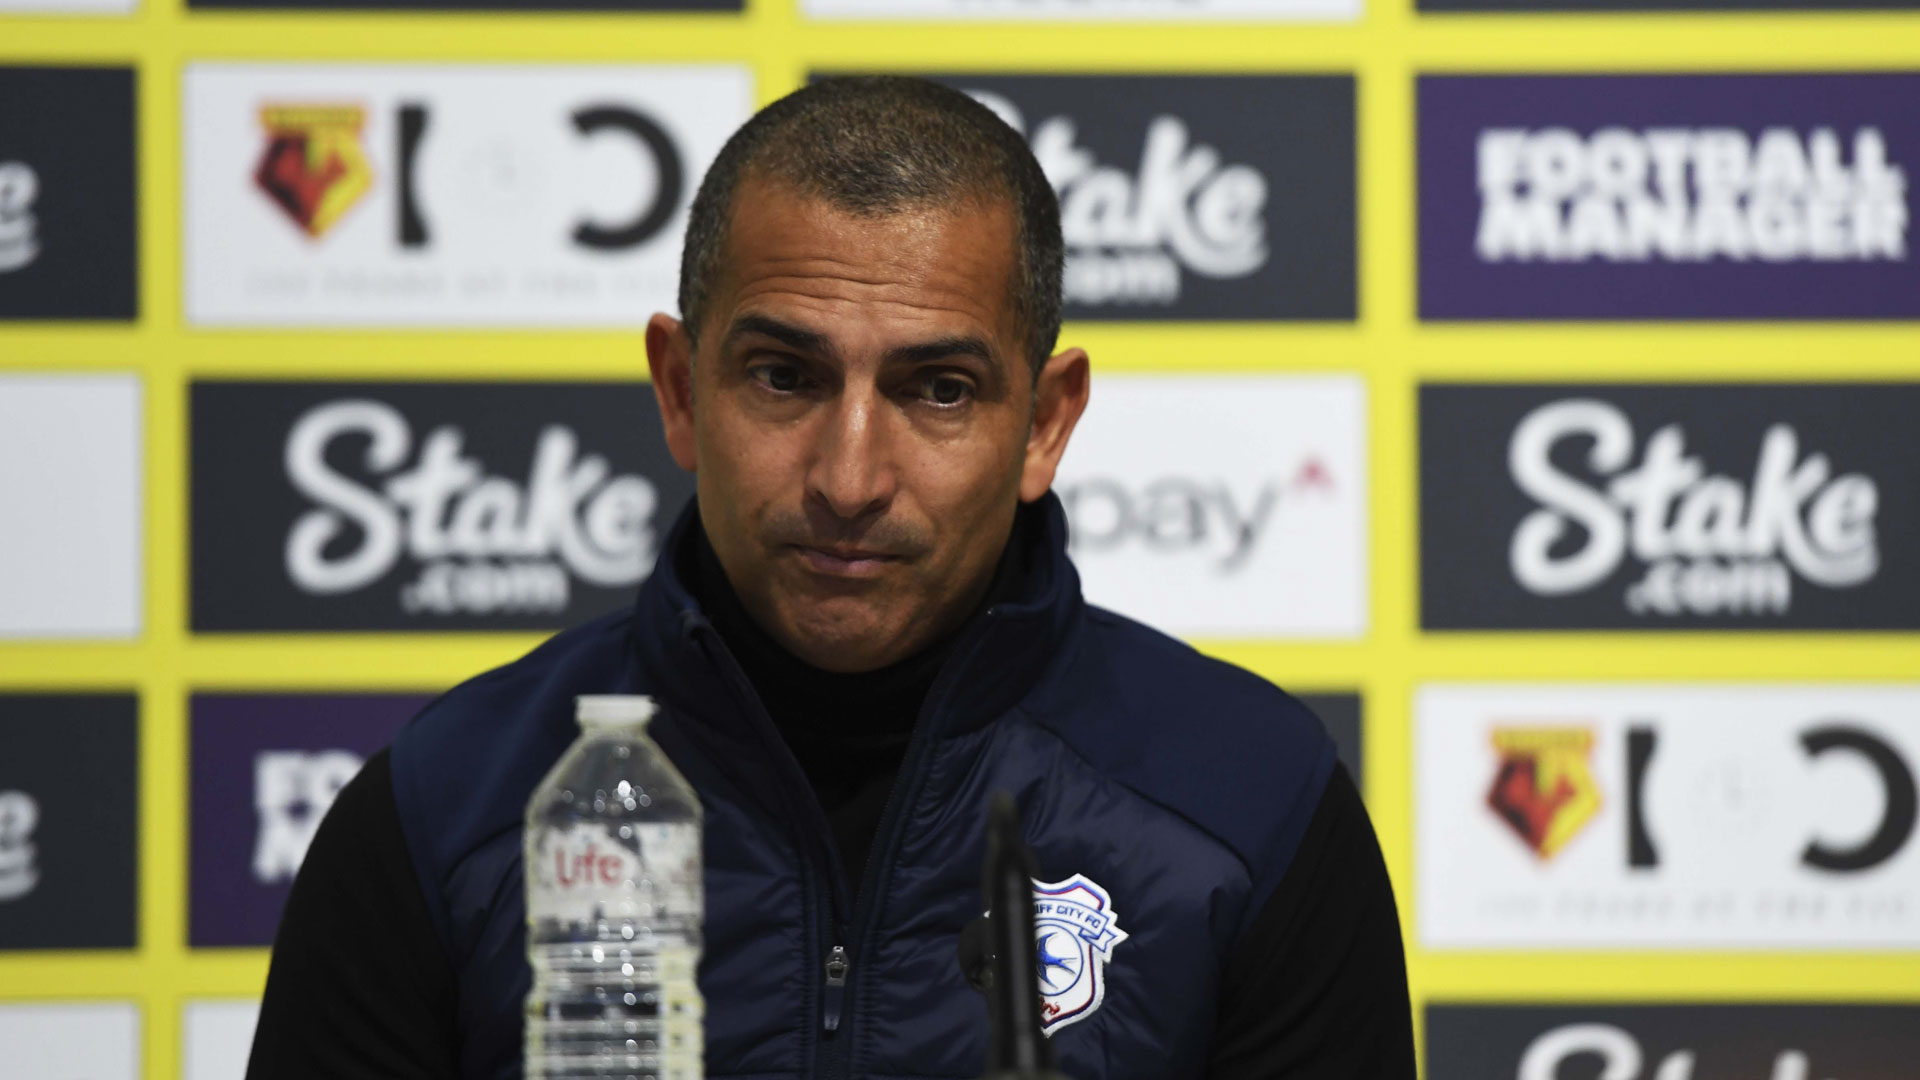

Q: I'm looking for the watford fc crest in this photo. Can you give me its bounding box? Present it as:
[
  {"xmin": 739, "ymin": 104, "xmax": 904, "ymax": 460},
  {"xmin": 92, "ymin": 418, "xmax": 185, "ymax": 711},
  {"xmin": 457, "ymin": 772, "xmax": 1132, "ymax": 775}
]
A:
[
  {"xmin": 1032, "ymin": 874, "xmax": 1127, "ymax": 1034},
  {"xmin": 1487, "ymin": 725, "xmax": 1602, "ymax": 860},
  {"xmin": 254, "ymin": 103, "xmax": 373, "ymax": 240}
]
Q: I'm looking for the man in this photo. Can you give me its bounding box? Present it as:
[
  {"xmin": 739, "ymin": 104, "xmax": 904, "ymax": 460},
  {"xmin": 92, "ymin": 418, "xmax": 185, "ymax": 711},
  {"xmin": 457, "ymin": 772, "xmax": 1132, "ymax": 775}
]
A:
[{"xmin": 249, "ymin": 77, "xmax": 1413, "ymax": 1080}]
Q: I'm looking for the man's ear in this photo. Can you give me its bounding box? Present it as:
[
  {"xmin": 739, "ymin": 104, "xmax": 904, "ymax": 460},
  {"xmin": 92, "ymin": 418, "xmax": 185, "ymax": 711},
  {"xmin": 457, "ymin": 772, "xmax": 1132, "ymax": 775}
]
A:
[
  {"xmin": 1019, "ymin": 346, "xmax": 1091, "ymax": 503},
  {"xmin": 646, "ymin": 312, "xmax": 699, "ymax": 473}
]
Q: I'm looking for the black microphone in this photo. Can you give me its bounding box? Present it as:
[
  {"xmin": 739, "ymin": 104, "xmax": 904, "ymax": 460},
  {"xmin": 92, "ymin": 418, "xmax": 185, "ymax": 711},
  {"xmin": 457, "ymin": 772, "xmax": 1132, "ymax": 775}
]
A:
[
  {"xmin": 958, "ymin": 913, "xmax": 995, "ymax": 993},
  {"xmin": 975, "ymin": 791, "xmax": 1073, "ymax": 1080}
]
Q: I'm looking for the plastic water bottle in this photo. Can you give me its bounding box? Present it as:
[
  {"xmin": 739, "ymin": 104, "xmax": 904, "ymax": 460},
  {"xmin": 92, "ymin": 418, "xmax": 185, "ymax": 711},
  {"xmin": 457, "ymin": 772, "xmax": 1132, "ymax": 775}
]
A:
[{"xmin": 525, "ymin": 695, "xmax": 704, "ymax": 1080}]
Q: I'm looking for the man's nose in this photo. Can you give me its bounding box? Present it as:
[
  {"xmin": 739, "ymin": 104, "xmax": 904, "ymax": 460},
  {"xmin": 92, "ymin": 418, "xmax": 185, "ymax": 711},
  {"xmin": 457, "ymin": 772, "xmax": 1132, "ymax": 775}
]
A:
[{"xmin": 806, "ymin": 390, "xmax": 896, "ymax": 522}]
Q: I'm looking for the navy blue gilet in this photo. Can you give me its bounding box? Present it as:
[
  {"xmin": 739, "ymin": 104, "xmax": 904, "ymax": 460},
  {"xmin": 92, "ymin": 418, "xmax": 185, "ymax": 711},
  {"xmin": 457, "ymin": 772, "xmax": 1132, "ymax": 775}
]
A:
[{"xmin": 389, "ymin": 492, "xmax": 1337, "ymax": 1080}]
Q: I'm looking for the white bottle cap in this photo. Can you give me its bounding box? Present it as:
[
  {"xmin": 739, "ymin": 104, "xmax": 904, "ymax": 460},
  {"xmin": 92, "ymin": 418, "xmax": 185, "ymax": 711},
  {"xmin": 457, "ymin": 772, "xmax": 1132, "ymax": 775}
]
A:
[{"xmin": 575, "ymin": 694, "xmax": 658, "ymax": 730}]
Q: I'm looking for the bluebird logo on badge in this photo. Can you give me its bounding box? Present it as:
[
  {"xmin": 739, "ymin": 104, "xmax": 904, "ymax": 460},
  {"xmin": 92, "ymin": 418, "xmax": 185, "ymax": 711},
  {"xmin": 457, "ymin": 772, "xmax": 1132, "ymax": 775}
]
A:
[{"xmin": 1032, "ymin": 874, "xmax": 1128, "ymax": 1034}]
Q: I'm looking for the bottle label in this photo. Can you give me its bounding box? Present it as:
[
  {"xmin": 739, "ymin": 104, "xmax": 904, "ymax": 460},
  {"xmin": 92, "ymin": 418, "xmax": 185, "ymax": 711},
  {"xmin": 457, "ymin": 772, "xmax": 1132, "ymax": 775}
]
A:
[{"xmin": 526, "ymin": 820, "xmax": 701, "ymax": 924}]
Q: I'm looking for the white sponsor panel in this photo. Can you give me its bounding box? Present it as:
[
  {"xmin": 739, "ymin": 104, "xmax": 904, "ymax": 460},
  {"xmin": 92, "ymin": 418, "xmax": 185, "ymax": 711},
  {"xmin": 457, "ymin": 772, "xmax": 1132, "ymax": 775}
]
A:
[
  {"xmin": 0, "ymin": 0, "xmax": 135, "ymax": 11},
  {"xmin": 1419, "ymin": 684, "xmax": 1920, "ymax": 949},
  {"xmin": 184, "ymin": 64, "xmax": 752, "ymax": 327},
  {"xmin": 1051, "ymin": 375, "xmax": 1365, "ymax": 638},
  {"xmin": 184, "ymin": 1000, "xmax": 261, "ymax": 1080},
  {"xmin": 0, "ymin": 1002, "xmax": 140, "ymax": 1078},
  {"xmin": 806, "ymin": 0, "xmax": 1356, "ymax": 21},
  {"xmin": 0, "ymin": 374, "xmax": 141, "ymax": 638}
]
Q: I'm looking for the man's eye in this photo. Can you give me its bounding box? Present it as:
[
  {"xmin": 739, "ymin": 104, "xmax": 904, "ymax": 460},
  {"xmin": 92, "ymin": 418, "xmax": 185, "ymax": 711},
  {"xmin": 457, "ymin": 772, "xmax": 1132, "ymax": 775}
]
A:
[
  {"xmin": 918, "ymin": 374, "xmax": 974, "ymax": 407},
  {"xmin": 751, "ymin": 363, "xmax": 806, "ymax": 393}
]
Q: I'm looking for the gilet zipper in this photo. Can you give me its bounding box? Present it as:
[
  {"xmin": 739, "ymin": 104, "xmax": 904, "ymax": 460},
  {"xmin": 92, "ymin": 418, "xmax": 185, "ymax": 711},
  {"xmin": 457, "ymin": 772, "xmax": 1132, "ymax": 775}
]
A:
[
  {"xmin": 813, "ymin": 613, "xmax": 1000, "ymax": 1080},
  {"xmin": 689, "ymin": 624, "xmax": 856, "ymax": 1074},
  {"xmin": 690, "ymin": 608, "xmax": 1002, "ymax": 1080},
  {"xmin": 822, "ymin": 945, "xmax": 850, "ymax": 1033}
]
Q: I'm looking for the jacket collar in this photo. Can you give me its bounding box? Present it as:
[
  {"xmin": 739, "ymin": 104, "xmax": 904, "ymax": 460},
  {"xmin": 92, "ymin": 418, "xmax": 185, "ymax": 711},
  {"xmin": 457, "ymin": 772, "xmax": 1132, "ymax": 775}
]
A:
[{"xmin": 629, "ymin": 492, "xmax": 1083, "ymax": 740}]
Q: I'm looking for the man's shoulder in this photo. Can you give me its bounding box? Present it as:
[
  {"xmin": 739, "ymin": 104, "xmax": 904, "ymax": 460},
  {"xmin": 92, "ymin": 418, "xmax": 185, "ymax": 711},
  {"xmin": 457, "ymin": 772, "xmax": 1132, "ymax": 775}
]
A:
[
  {"xmin": 389, "ymin": 608, "xmax": 641, "ymax": 891},
  {"xmin": 1027, "ymin": 603, "xmax": 1338, "ymax": 896},
  {"xmin": 400, "ymin": 606, "xmax": 638, "ymax": 752},
  {"xmin": 1064, "ymin": 603, "xmax": 1331, "ymax": 752}
]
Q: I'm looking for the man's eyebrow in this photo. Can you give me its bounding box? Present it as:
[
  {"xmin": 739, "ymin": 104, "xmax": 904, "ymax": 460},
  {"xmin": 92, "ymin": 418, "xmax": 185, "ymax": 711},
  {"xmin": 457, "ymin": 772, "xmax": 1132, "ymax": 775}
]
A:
[
  {"xmin": 883, "ymin": 336, "xmax": 996, "ymax": 367},
  {"xmin": 723, "ymin": 314, "xmax": 836, "ymax": 359}
]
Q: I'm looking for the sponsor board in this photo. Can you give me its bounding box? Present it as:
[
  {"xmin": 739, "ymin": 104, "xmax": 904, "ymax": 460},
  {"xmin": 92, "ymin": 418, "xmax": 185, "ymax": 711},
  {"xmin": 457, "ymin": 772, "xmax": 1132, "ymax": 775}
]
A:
[
  {"xmin": 1418, "ymin": 684, "xmax": 1920, "ymax": 948},
  {"xmin": 183, "ymin": 1001, "xmax": 261, "ymax": 1080},
  {"xmin": 194, "ymin": 0, "xmax": 732, "ymax": 10},
  {"xmin": 916, "ymin": 75, "xmax": 1355, "ymax": 321},
  {"xmin": 189, "ymin": 381, "xmax": 693, "ymax": 632},
  {"xmin": 0, "ymin": 694, "xmax": 138, "ymax": 950},
  {"xmin": 1419, "ymin": 74, "xmax": 1920, "ymax": 320},
  {"xmin": 0, "ymin": 374, "xmax": 142, "ymax": 639},
  {"xmin": 189, "ymin": 694, "xmax": 428, "ymax": 946},
  {"xmin": 1419, "ymin": 384, "xmax": 1919, "ymax": 630},
  {"xmin": 1427, "ymin": 1004, "xmax": 1920, "ymax": 1080},
  {"xmin": 0, "ymin": 1002, "xmax": 140, "ymax": 1079},
  {"xmin": 808, "ymin": 0, "xmax": 1356, "ymax": 20},
  {"xmin": 1298, "ymin": 692, "xmax": 1364, "ymax": 788},
  {"xmin": 1050, "ymin": 375, "xmax": 1366, "ymax": 638},
  {"xmin": 184, "ymin": 64, "xmax": 751, "ymax": 327},
  {"xmin": 0, "ymin": 66, "xmax": 136, "ymax": 319},
  {"xmin": 0, "ymin": 0, "xmax": 136, "ymax": 9}
]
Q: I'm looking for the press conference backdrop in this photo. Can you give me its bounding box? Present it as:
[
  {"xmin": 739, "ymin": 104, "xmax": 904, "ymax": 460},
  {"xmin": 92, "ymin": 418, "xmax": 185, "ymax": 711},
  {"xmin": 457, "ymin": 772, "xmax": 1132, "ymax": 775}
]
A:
[{"xmin": 3, "ymin": 0, "xmax": 1919, "ymax": 1071}]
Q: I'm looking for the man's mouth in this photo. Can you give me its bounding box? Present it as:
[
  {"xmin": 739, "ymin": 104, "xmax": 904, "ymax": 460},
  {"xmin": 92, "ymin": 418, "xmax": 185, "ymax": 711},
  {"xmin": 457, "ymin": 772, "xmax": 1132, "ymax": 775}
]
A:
[{"xmin": 790, "ymin": 544, "xmax": 901, "ymax": 578}]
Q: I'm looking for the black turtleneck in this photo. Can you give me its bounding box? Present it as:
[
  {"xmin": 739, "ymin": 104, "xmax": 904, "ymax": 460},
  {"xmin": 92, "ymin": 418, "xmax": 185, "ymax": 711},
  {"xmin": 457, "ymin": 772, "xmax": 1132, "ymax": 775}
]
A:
[{"xmin": 685, "ymin": 508, "xmax": 1032, "ymax": 895}]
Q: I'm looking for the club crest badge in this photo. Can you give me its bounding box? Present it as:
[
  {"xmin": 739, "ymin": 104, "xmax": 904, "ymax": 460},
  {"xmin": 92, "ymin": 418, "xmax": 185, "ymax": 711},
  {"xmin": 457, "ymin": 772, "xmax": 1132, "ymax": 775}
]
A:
[
  {"xmin": 1486, "ymin": 725, "xmax": 1602, "ymax": 860},
  {"xmin": 1032, "ymin": 874, "xmax": 1128, "ymax": 1034},
  {"xmin": 253, "ymin": 103, "xmax": 373, "ymax": 240}
]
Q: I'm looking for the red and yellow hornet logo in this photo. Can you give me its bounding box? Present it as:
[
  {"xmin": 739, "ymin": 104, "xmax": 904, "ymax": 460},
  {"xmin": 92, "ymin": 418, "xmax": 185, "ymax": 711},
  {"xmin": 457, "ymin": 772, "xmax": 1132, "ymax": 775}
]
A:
[
  {"xmin": 1487, "ymin": 725, "xmax": 1601, "ymax": 860},
  {"xmin": 253, "ymin": 104, "xmax": 373, "ymax": 239}
]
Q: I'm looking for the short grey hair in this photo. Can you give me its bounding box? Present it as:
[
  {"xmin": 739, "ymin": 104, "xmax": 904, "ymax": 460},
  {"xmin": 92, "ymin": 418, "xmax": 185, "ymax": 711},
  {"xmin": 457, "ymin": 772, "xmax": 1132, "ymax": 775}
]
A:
[{"xmin": 677, "ymin": 76, "xmax": 1064, "ymax": 376}]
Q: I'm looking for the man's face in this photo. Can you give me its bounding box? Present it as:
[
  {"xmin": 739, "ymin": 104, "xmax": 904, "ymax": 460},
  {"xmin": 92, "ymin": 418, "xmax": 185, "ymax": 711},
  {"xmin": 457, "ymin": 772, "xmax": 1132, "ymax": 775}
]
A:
[{"xmin": 647, "ymin": 180, "xmax": 1086, "ymax": 674}]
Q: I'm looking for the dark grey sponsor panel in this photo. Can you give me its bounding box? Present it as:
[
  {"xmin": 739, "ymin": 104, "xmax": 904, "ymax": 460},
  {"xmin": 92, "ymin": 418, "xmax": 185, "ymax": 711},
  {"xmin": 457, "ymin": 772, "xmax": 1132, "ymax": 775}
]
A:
[
  {"xmin": 1419, "ymin": 74, "xmax": 1920, "ymax": 320},
  {"xmin": 912, "ymin": 74, "xmax": 1355, "ymax": 322},
  {"xmin": 0, "ymin": 67, "xmax": 137, "ymax": 321},
  {"xmin": 1296, "ymin": 692, "xmax": 1362, "ymax": 789},
  {"xmin": 0, "ymin": 694, "xmax": 138, "ymax": 950},
  {"xmin": 1420, "ymin": 384, "xmax": 1920, "ymax": 629},
  {"xmin": 1428, "ymin": 1004, "xmax": 1920, "ymax": 1080},
  {"xmin": 191, "ymin": 381, "xmax": 694, "ymax": 632}
]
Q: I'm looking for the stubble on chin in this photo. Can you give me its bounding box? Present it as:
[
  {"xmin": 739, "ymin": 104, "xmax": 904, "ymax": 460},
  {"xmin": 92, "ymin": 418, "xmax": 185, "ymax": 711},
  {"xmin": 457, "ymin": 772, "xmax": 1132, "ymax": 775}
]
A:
[{"xmin": 765, "ymin": 582, "xmax": 913, "ymax": 673}]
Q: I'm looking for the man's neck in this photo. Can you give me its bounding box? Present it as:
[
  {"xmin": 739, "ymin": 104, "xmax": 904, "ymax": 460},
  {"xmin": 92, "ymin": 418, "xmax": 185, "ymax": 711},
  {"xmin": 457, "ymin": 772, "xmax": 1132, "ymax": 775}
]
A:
[
  {"xmin": 682, "ymin": 505, "xmax": 1032, "ymax": 742},
  {"xmin": 680, "ymin": 505, "xmax": 1033, "ymax": 891}
]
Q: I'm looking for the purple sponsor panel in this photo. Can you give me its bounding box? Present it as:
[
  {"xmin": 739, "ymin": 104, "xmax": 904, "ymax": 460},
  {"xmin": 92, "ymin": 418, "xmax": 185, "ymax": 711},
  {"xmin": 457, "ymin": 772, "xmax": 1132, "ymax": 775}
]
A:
[
  {"xmin": 1419, "ymin": 74, "xmax": 1920, "ymax": 320},
  {"xmin": 189, "ymin": 693, "xmax": 429, "ymax": 947}
]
